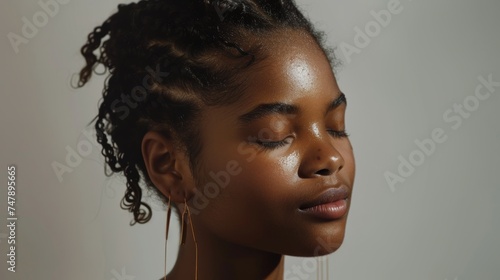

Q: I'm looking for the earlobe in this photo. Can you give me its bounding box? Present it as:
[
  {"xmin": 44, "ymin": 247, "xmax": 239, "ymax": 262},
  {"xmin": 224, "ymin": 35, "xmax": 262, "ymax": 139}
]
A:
[{"xmin": 141, "ymin": 131, "xmax": 193, "ymax": 203}]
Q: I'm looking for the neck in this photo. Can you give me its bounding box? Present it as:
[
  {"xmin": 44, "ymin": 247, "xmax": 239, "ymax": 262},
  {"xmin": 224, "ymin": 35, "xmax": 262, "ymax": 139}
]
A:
[{"xmin": 165, "ymin": 220, "xmax": 285, "ymax": 280}]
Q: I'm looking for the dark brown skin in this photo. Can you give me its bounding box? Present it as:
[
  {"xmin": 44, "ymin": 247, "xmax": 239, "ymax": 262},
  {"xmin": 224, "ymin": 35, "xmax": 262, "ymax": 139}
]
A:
[{"xmin": 142, "ymin": 30, "xmax": 355, "ymax": 280}]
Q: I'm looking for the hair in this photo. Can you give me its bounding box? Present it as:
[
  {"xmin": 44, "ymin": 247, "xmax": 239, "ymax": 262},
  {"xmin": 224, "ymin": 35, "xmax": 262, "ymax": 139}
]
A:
[{"xmin": 76, "ymin": 0, "xmax": 340, "ymax": 226}]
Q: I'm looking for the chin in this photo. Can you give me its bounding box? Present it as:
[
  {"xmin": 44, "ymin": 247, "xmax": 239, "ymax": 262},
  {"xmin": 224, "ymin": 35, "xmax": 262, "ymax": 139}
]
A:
[{"xmin": 280, "ymin": 230, "xmax": 346, "ymax": 257}]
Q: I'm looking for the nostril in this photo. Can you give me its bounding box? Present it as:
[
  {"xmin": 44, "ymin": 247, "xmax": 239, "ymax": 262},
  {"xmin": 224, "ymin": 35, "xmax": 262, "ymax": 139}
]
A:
[{"xmin": 315, "ymin": 168, "xmax": 332, "ymax": 176}]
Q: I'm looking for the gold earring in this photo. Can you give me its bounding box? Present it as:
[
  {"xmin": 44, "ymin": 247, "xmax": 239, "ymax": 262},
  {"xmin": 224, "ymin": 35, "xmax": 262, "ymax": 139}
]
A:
[
  {"xmin": 316, "ymin": 256, "xmax": 330, "ymax": 280},
  {"xmin": 179, "ymin": 198, "xmax": 199, "ymax": 280},
  {"xmin": 317, "ymin": 257, "xmax": 321, "ymax": 280},
  {"xmin": 179, "ymin": 198, "xmax": 187, "ymax": 245},
  {"xmin": 316, "ymin": 255, "xmax": 329, "ymax": 280},
  {"xmin": 164, "ymin": 195, "xmax": 172, "ymax": 280}
]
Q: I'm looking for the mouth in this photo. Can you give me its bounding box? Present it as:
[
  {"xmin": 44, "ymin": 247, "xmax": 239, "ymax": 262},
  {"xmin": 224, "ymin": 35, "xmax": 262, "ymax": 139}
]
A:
[{"xmin": 299, "ymin": 185, "xmax": 350, "ymax": 220}]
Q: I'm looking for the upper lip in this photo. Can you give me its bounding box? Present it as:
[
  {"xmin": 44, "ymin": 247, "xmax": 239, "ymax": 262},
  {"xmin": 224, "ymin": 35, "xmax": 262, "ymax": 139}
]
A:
[{"xmin": 299, "ymin": 184, "xmax": 350, "ymax": 210}]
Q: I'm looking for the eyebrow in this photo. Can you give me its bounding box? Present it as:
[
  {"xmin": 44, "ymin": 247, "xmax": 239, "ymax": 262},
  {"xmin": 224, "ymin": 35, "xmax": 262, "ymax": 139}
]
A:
[
  {"xmin": 238, "ymin": 92, "xmax": 346, "ymax": 124},
  {"xmin": 325, "ymin": 92, "xmax": 346, "ymax": 114},
  {"xmin": 238, "ymin": 103, "xmax": 298, "ymax": 123}
]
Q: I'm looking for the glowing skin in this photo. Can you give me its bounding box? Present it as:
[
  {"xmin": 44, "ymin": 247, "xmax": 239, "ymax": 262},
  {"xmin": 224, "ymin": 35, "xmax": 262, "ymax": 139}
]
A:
[
  {"xmin": 144, "ymin": 30, "xmax": 355, "ymax": 280},
  {"xmin": 287, "ymin": 57, "xmax": 316, "ymax": 92}
]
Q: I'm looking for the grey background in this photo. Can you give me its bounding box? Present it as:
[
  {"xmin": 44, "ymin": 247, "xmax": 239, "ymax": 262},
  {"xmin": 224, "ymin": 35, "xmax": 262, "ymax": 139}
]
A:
[{"xmin": 1, "ymin": 0, "xmax": 499, "ymax": 279}]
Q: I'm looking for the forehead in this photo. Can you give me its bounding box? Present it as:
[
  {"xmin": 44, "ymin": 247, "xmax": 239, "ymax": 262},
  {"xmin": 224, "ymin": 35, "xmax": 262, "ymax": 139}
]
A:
[{"xmin": 232, "ymin": 29, "xmax": 339, "ymax": 108}]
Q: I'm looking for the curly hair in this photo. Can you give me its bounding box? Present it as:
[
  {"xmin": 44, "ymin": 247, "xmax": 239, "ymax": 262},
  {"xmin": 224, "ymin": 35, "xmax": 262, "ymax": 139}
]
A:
[{"xmin": 76, "ymin": 0, "xmax": 340, "ymax": 225}]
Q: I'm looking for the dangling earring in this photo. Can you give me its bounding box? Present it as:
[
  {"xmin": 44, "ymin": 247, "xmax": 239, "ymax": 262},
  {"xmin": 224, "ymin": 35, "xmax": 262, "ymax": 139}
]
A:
[
  {"xmin": 317, "ymin": 255, "xmax": 330, "ymax": 280},
  {"xmin": 317, "ymin": 257, "xmax": 321, "ymax": 280},
  {"xmin": 326, "ymin": 255, "xmax": 329, "ymax": 280},
  {"xmin": 179, "ymin": 198, "xmax": 199, "ymax": 280},
  {"xmin": 327, "ymin": 255, "xmax": 329, "ymax": 279},
  {"xmin": 164, "ymin": 195, "xmax": 172, "ymax": 280}
]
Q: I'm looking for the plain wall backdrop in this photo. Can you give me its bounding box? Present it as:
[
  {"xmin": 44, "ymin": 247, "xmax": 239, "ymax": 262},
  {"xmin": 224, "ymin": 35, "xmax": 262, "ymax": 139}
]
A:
[{"xmin": 1, "ymin": 0, "xmax": 499, "ymax": 279}]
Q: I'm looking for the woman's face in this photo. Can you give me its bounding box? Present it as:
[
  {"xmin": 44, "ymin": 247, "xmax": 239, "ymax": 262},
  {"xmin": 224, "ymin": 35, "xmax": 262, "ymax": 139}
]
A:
[{"xmin": 189, "ymin": 30, "xmax": 355, "ymax": 257}]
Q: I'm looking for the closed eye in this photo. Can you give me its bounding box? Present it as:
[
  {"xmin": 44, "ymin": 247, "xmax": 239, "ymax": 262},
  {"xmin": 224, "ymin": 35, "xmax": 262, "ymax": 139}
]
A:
[
  {"xmin": 327, "ymin": 129, "xmax": 349, "ymax": 138},
  {"xmin": 253, "ymin": 136, "xmax": 293, "ymax": 150}
]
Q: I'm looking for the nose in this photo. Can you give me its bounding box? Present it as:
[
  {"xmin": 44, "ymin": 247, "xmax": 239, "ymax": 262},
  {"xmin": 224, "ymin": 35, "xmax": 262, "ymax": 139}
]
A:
[{"xmin": 298, "ymin": 135, "xmax": 345, "ymax": 178}]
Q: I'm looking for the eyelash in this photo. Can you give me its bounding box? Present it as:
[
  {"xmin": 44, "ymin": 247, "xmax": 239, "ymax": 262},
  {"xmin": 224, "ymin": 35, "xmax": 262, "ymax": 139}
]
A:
[
  {"xmin": 255, "ymin": 137, "xmax": 292, "ymax": 149},
  {"xmin": 327, "ymin": 129, "xmax": 350, "ymax": 138},
  {"xmin": 254, "ymin": 129, "xmax": 349, "ymax": 150}
]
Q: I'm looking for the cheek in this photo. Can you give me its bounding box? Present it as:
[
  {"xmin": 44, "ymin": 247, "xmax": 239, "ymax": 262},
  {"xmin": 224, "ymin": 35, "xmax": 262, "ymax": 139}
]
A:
[
  {"xmin": 191, "ymin": 147, "xmax": 300, "ymax": 245},
  {"xmin": 278, "ymin": 150, "xmax": 301, "ymax": 175},
  {"xmin": 196, "ymin": 144, "xmax": 301, "ymax": 218},
  {"xmin": 208, "ymin": 146, "xmax": 299, "ymax": 205},
  {"xmin": 232, "ymin": 152, "xmax": 299, "ymax": 203},
  {"xmin": 339, "ymin": 140, "xmax": 356, "ymax": 184}
]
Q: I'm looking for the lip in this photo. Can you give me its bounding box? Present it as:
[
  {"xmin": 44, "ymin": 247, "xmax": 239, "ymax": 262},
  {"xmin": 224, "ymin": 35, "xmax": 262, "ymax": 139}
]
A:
[{"xmin": 299, "ymin": 185, "xmax": 350, "ymax": 220}]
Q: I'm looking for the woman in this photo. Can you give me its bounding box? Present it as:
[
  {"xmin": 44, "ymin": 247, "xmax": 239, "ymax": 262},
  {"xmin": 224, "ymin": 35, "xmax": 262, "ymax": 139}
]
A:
[{"xmin": 77, "ymin": 0, "xmax": 355, "ymax": 279}]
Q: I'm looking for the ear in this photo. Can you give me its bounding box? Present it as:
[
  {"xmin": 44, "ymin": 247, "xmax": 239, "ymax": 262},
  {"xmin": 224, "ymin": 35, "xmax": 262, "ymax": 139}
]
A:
[{"xmin": 141, "ymin": 130, "xmax": 196, "ymax": 203}]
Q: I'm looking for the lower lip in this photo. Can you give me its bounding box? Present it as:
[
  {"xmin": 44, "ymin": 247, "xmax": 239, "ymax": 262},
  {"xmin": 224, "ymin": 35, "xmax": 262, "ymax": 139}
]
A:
[{"xmin": 300, "ymin": 199, "xmax": 348, "ymax": 220}]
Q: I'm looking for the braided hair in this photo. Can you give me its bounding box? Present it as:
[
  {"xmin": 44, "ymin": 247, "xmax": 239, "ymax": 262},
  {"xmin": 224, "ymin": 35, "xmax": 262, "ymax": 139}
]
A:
[{"xmin": 76, "ymin": 0, "xmax": 340, "ymax": 225}]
